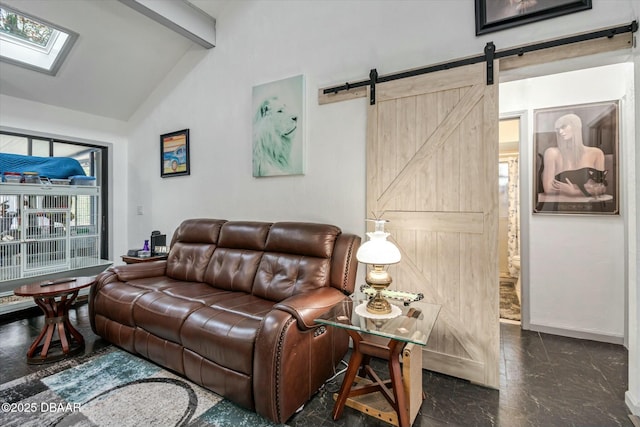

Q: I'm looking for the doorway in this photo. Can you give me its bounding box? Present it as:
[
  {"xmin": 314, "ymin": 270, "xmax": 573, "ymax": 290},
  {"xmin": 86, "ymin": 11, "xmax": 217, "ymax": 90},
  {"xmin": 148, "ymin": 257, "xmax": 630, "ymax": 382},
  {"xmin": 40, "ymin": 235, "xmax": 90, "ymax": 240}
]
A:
[
  {"xmin": 499, "ymin": 62, "xmax": 631, "ymax": 342},
  {"xmin": 498, "ymin": 118, "xmax": 521, "ymax": 323}
]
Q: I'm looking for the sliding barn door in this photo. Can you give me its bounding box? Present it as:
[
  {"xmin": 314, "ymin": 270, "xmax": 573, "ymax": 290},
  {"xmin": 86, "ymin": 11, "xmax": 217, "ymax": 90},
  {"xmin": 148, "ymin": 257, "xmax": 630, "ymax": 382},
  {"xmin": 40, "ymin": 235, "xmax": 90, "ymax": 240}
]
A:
[{"xmin": 366, "ymin": 62, "xmax": 499, "ymax": 388}]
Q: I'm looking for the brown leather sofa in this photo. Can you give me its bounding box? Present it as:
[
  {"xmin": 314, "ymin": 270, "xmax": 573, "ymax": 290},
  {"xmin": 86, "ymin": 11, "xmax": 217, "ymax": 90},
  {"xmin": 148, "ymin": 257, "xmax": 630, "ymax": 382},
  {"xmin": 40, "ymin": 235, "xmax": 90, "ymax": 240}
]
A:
[{"xmin": 89, "ymin": 219, "xmax": 360, "ymax": 423}]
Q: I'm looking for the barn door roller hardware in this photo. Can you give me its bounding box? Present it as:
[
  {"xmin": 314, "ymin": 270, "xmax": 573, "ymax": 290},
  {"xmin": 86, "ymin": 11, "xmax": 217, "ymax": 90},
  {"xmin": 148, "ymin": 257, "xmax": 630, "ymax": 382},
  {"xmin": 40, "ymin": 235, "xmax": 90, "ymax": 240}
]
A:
[
  {"xmin": 369, "ymin": 69, "xmax": 378, "ymax": 105},
  {"xmin": 485, "ymin": 42, "xmax": 495, "ymax": 85},
  {"xmin": 323, "ymin": 21, "xmax": 637, "ymax": 105}
]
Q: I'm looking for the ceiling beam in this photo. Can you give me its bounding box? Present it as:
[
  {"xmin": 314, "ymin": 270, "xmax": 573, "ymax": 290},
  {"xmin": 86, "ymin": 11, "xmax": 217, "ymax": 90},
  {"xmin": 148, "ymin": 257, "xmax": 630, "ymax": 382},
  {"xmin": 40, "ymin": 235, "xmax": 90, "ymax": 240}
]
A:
[{"xmin": 118, "ymin": 0, "xmax": 215, "ymax": 48}]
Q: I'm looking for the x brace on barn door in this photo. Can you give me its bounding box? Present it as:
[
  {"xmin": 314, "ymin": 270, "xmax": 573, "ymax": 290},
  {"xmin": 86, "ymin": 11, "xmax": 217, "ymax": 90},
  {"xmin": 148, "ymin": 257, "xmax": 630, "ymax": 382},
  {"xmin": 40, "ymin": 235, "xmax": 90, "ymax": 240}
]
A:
[{"xmin": 322, "ymin": 21, "xmax": 637, "ymax": 105}]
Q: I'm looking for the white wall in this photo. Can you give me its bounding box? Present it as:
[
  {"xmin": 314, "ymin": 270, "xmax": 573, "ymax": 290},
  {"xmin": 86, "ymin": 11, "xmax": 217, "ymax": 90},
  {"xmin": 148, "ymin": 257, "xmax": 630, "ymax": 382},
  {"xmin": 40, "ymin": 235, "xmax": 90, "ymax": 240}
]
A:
[
  {"xmin": 124, "ymin": 0, "xmax": 640, "ymax": 246},
  {"xmin": 500, "ymin": 64, "xmax": 632, "ymax": 341},
  {"xmin": 0, "ymin": 94, "xmax": 129, "ymax": 263}
]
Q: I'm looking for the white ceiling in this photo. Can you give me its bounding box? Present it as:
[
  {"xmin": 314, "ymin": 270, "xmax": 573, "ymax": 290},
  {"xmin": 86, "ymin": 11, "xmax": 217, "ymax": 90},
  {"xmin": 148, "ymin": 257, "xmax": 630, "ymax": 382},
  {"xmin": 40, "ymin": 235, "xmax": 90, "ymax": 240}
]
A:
[
  {"xmin": 0, "ymin": 1, "xmax": 634, "ymax": 124},
  {"xmin": 0, "ymin": 0, "xmax": 226, "ymax": 121}
]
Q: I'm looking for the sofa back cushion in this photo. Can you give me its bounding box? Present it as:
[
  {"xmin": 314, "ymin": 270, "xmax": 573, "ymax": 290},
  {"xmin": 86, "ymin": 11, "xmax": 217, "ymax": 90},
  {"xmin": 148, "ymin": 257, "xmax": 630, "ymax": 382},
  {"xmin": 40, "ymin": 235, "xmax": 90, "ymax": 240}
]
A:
[
  {"xmin": 252, "ymin": 222, "xmax": 340, "ymax": 302},
  {"xmin": 167, "ymin": 219, "xmax": 226, "ymax": 282},
  {"xmin": 203, "ymin": 222, "xmax": 270, "ymax": 293}
]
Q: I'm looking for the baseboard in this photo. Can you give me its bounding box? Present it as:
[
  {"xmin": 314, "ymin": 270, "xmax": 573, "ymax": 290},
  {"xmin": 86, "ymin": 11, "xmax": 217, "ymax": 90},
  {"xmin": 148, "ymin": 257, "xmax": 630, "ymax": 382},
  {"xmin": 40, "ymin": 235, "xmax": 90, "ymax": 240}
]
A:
[
  {"xmin": 626, "ymin": 391, "xmax": 640, "ymax": 418},
  {"xmin": 527, "ymin": 323, "xmax": 624, "ymax": 345}
]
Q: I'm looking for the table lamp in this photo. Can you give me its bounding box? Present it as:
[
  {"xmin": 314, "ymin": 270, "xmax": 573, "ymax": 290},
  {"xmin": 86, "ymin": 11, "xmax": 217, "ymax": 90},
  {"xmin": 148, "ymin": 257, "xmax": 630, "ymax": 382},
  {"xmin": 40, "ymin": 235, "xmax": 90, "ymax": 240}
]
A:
[{"xmin": 357, "ymin": 219, "xmax": 401, "ymax": 314}]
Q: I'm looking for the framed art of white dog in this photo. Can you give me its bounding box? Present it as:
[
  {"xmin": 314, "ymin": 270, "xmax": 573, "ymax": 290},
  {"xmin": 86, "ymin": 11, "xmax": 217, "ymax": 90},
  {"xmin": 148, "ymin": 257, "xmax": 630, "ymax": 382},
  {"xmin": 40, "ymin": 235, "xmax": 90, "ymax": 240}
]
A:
[{"xmin": 252, "ymin": 74, "xmax": 304, "ymax": 177}]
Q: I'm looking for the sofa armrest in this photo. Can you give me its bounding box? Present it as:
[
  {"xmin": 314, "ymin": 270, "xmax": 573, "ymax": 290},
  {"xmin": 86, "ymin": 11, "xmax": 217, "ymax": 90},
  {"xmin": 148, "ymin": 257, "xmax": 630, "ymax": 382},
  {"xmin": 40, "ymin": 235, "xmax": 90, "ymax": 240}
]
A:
[
  {"xmin": 330, "ymin": 233, "xmax": 360, "ymax": 294},
  {"xmin": 255, "ymin": 290, "xmax": 352, "ymax": 422},
  {"xmin": 89, "ymin": 268, "xmax": 122, "ymax": 332},
  {"xmin": 273, "ymin": 287, "xmax": 350, "ymax": 330},
  {"xmin": 111, "ymin": 260, "xmax": 167, "ymax": 281}
]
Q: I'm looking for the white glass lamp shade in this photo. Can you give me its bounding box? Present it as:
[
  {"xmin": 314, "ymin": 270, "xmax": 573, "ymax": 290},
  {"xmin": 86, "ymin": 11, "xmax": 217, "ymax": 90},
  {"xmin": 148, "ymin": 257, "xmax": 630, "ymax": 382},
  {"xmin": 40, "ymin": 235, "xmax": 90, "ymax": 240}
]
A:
[
  {"xmin": 357, "ymin": 219, "xmax": 401, "ymax": 315},
  {"xmin": 356, "ymin": 220, "xmax": 401, "ymax": 265}
]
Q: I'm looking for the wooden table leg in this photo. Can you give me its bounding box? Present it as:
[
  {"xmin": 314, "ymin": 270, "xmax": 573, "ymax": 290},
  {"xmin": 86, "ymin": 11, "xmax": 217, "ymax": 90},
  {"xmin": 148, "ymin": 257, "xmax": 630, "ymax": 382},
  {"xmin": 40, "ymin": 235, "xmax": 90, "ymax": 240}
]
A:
[
  {"xmin": 26, "ymin": 299, "xmax": 49, "ymax": 359},
  {"xmin": 388, "ymin": 339, "xmax": 409, "ymax": 427},
  {"xmin": 332, "ymin": 330, "xmax": 363, "ymax": 420},
  {"xmin": 62, "ymin": 291, "xmax": 84, "ymax": 346},
  {"xmin": 40, "ymin": 323, "xmax": 55, "ymax": 358},
  {"xmin": 28, "ymin": 297, "xmax": 56, "ymax": 359},
  {"xmin": 26, "ymin": 292, "xmax": 84, "ymax": 364},
  {"xmin": 332, "ymin": 332, "xmax": 413, "ymax": 427},
  {"xmin": 57, "ymin": 295, "xmax": 71, "ymax": 353}
]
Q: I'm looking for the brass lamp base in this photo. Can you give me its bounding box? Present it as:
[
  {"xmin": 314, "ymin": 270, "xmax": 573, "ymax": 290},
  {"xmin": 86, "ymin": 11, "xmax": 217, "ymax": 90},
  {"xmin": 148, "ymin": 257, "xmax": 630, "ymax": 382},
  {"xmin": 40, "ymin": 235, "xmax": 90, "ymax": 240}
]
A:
[
  {"xmin": 367, "ymin": 291, "xmax": 392, "ymax": 314},
  {"xmin": 365, "ymin": 265, "xmax": 393, "ymax": 315}
]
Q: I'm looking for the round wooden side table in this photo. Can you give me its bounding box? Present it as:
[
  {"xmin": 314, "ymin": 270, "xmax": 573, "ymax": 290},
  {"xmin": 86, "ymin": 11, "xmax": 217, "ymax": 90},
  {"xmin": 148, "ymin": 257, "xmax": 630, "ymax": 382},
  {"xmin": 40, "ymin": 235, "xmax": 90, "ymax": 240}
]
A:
[{"xmin": 14, "ymin": 276, "xmax": 95, "ymax": 364}]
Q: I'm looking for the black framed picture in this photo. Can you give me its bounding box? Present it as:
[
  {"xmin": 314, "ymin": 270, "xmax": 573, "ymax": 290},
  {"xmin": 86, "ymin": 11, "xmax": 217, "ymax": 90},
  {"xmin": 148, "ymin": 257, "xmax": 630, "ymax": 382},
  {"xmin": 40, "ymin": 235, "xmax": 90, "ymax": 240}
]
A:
[
  {"xmin": 533, "ymin": 101, "xmax": 619, "ymax": 215},
  {"xmin": 160, "ymin": 129, "xmax": 190, "ymax": 178},
  {"xmin": 475, "ymin": 0, "xmax": 592, "ymax": 35}
]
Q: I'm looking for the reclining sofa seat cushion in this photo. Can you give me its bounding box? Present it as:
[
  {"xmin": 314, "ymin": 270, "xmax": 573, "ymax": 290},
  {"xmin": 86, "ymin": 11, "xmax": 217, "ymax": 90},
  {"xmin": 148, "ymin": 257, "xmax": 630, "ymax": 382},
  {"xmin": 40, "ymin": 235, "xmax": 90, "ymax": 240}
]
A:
[
  {"xmin": 147, "ymin": 222, "xmax": 265, "ymax": 306},
  {"xmin": 164, "ymin": 221, "xmax": 275, "ymax": 321},
  {"xmin": 179, "ymin": 222, "xmax": 273, "ymax": 378},
  {"xmin": 180, "ymin": 221, "xmax": 341, "ymax": 378},
  {"xmin": 132, "ymin": 219, "xmax": 226, "ymax": 345}
]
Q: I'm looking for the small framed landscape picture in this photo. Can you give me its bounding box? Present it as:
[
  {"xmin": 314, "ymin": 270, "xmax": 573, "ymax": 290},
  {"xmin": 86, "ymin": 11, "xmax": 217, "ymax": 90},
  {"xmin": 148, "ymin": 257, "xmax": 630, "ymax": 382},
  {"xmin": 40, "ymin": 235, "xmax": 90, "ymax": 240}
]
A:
[{"xmin": 160, "ymin": 129, "xmax": 190, "ymax": 178}]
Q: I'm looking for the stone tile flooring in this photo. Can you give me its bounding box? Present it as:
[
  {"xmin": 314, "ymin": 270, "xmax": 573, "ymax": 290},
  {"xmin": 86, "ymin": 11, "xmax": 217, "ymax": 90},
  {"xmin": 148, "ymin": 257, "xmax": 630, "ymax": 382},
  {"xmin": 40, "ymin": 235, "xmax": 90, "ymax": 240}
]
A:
[{"xmin": 0, "ymin": 302, "xmax": 634, "ymax": 426}]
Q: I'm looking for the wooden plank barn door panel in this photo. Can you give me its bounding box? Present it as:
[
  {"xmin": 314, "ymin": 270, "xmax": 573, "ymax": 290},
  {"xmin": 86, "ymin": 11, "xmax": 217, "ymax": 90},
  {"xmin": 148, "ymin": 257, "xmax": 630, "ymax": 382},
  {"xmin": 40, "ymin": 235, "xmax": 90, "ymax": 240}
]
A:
[{"xmin": 366, "ymin": 62, "xmax": 499, "ymax": 388}]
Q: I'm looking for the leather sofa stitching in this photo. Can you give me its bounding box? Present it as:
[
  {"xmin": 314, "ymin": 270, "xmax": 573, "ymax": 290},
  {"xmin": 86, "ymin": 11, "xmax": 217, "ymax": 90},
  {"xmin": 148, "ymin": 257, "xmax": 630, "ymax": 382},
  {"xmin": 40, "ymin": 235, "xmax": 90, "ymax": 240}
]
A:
[
  {"xmin": 343, "ymin": 236, "xmax": 355, "ymax": 293},
  {"xmin": 275, "ymin": 317, "xmax": 295, "ymax": 422}
]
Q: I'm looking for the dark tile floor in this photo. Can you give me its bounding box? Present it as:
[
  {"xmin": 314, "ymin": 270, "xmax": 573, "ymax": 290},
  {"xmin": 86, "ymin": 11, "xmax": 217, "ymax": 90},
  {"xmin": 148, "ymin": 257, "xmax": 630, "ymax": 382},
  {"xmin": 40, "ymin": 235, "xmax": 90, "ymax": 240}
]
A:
[{"xmin": 0, "ymin": 302, "xmax": 634, "ymax": 427}]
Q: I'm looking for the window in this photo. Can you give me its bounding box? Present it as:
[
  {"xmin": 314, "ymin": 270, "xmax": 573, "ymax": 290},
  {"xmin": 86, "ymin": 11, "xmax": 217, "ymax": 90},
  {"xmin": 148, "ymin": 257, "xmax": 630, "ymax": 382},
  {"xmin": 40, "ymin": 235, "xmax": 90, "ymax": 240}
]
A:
[
  {"xmin": 0, "ymin": 131, "xmax": 109, "ymax": 260},
  {"xmin": 31, "ymin": 139, "xmax": 50, "ymax": 157},
  {"xmin": 0, "ymin": 5, "xmax": 78, "ymax": 75},
  {"xmin": 0, "ymin": 134, "xmax": 27, "ymax": 154}
]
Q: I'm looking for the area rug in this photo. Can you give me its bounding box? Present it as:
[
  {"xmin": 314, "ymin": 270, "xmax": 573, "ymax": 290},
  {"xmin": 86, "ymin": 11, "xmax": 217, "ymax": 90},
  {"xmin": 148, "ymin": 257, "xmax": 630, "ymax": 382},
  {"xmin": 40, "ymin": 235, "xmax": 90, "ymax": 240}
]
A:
[
  {"xmin": 500, "ymin": 279, "xmax": 521, "ymax": 321},
  {"xmin": 0, "ymin": 347, "xmax": 287, "ymax": 427}
]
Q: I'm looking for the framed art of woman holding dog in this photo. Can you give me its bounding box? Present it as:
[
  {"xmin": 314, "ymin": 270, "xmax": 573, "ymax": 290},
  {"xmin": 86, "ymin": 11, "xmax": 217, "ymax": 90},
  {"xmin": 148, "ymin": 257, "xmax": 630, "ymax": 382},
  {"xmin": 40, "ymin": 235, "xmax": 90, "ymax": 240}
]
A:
[{"xmin": 533, "ymin": 101, "xmax": 618, "ymax": 215}]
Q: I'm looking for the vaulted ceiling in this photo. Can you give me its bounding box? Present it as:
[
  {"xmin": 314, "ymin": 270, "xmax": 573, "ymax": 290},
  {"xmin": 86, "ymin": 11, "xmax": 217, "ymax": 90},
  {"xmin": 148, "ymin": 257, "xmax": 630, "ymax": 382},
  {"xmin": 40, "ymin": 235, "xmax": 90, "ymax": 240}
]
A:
[{"xmin": 0, "ymin": 0, "xmax": 225, "ymax": 121}]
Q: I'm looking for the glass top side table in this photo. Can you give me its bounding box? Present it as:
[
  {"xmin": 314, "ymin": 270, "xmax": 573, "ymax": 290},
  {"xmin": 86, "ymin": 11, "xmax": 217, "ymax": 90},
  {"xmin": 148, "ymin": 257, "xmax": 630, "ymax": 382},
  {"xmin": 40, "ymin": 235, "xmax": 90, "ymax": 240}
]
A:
[
  {"xmin": 316, "ymin": 299, "xmax": 440, "ymax": 345},
  {"xmin": 315, "ymin": 299, "xmax": 441, "ymax": 427}
]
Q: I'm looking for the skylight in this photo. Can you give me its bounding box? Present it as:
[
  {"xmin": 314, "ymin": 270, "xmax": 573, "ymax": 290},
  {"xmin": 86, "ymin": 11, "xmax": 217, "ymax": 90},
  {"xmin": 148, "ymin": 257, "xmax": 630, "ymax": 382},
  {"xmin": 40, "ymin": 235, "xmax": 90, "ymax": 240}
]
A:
[{"xmin": 0, "ymin": 5, "xmax": 77, "ymax": 75}]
